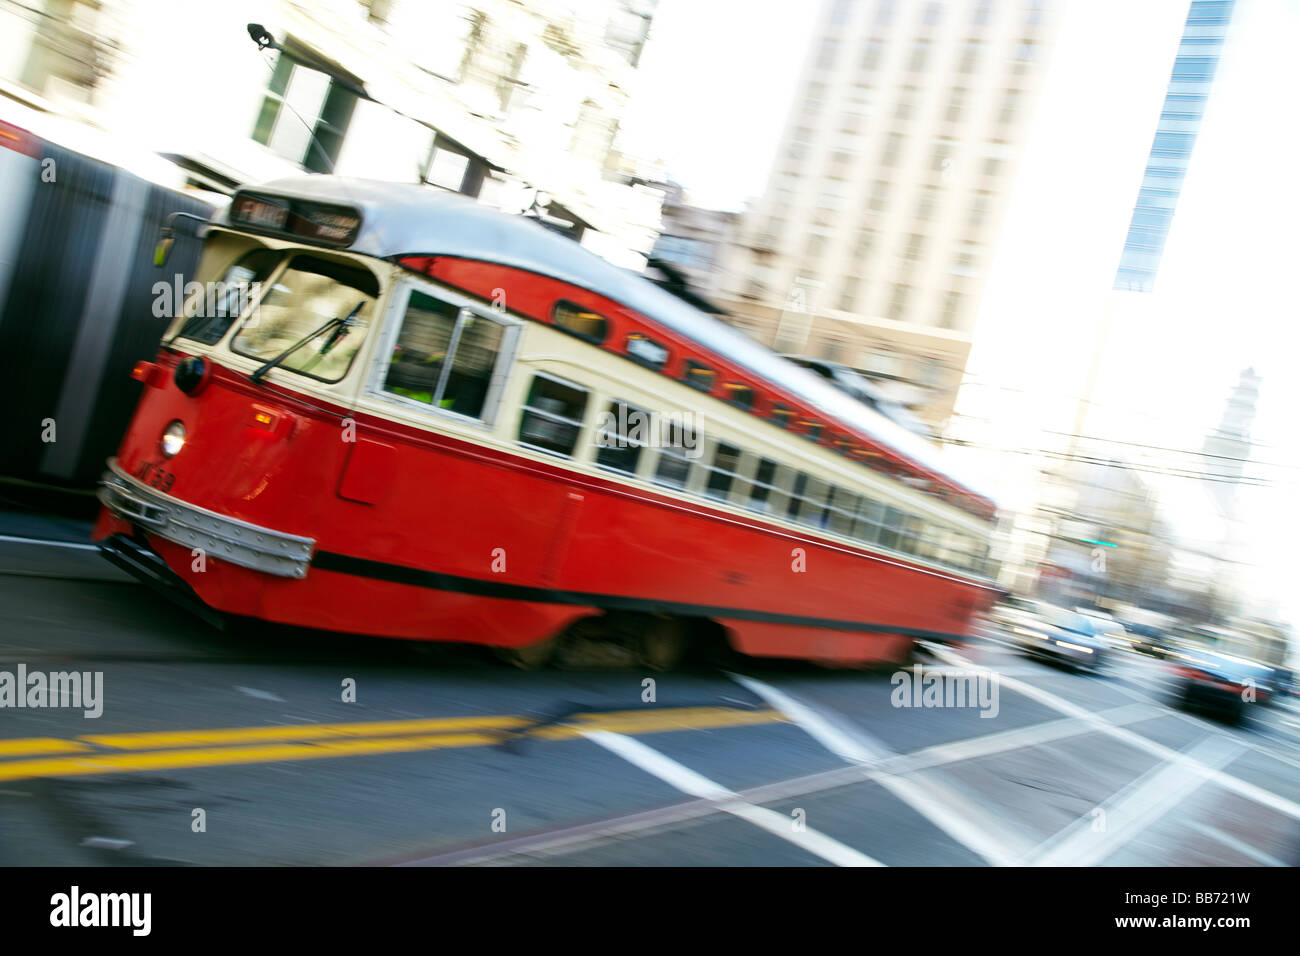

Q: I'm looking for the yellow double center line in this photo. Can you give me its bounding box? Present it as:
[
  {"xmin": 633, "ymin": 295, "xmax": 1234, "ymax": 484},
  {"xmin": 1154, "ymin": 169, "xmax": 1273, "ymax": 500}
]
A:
[{"xmin": 0, "ymin": 706, "xmax": 785, "ymax": 782}]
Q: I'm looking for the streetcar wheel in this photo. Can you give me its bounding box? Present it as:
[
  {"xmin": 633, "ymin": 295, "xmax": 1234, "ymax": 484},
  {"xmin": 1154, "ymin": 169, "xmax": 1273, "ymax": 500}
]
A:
[
  {"xmin": 495, "ymin": 638, "xmax": 557, "ymax": 670},
  {"xmin": 635, "ymin": 617, "xmax": 686, "ymax": 671}
]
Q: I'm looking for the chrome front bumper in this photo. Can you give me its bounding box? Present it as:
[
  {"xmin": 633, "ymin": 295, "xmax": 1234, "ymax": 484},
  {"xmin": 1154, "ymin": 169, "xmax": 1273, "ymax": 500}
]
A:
[{"xmin": 98, "ymin": 457, "xmax": 315, "ymax": 578}]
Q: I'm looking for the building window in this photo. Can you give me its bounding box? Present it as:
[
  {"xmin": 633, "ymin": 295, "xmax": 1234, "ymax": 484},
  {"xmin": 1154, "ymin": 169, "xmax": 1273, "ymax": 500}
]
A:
[
  {"xmin": 887, "ymin": 283, "xmax": 911, "ymax": 321},
  {"xmin": 519, "ymin": 374, "xmax": 589, "ymax": 457},
  {"xmin": 861, "ymin": 38, "xmax": 885, "ymax": 71},
  {"xmin": 951, "ymin": 244, "xmax": 978, "ymax": 276},
  {"xmin": 908, "ymin": 39, "xmax": 932, "ymax": 72},
  {"xmin": 880, "ymin": 132, "xmax": 904, "ymax": 167},
  {"xmin": 595, "ymin": 400, "xmax": 649, "ymax": 475},
  {"xmin": 945, "ymin": 87, "xmax": 966, "ymax": 123},
  {"xmin": 958, "ymin": 39, "xmax": 982, "ymax": 73},
  {"xmin": 875, "ymin": 0, "xmax": 896, "ymax": 27},
  {"xmin": 931, "ymin": 140, "xmax": 954, "ymax": 172},
  {"xmin": 894, "ymin": 86, "xmax": 915, "ymax": 121},
  {"xmin": 1014, "ymin": 40, "xmax": 1037, "ymax": 72},
  {"xmin": 252, "ymin": 50, "xmax": 358, "ymax": 173},
  {"xmin": 939, "ymin": 291, "xmax": 963, "ymax": 328},
  {"xmin": 817, "ymin": 37, "xmax": 841, "ymax": 70},
  {"xmin": 868, "ymin": 180, "xmax": 891, "ymax": 211},
  {"xmin": 916, "ymin": 185, "xmax": 939, "ymax": 221},
  {"xmin": 1000, "ymin": 88, "xmax": 1021, "ymax": 124},
  {"xmin": 425, "ymin": 140, "xmax": 472, "ymax": 192},
  {"xmin": 853, "ymin": 226, "xmax": 877, "ymax": 260},
  {"xmin": 838, "ymin": 277, "xmax": 860, "ymax": 312},
  {"xmin": 983, "ymin": 156, "xmax": 1002, "ymax": 177},
  {"xmin": 383, "ymin": 291, "xmax": 507, "ymax": 419},
  {"xmin": 968, "ymin": 190, "xmax": 991, "ymax": 231},
  {"xmin": 902, "ymin": 233, "xmax": 926, "ymax": 260},
  {"xmin": 923, "ymin": 2, "xmax": 943, "ymax": 27}
]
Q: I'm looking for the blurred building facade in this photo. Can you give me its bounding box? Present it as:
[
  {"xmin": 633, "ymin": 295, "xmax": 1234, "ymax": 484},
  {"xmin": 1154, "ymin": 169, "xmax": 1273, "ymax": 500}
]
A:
[
  {"xmin": 714, "ymin": 0, "xmax": 1059, "ymax": 433},
  {"xmin": 0, "ymin": 0, "xmax": 668, "ymax": 267},
  {"xmin": 647, "ymin": 182, "xmax": 738, "ymax": 303}
]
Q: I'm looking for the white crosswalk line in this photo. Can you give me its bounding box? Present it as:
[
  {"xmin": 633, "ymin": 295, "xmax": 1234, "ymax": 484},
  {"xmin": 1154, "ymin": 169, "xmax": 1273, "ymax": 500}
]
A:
[
  {"xmin": 927, "ymin": 643, "xmax": 1300, "ymax": 822},
  {"xmin": 732, "ymin": 672, "xmax": 1026, "ymax": 866},
  {"xmin": 581, "ymin": 729, "xmax": 884, "ymax": 867},
  {"xmin": 1024, "ymin": 735, "xmax": 1245, "ymax": 866}
]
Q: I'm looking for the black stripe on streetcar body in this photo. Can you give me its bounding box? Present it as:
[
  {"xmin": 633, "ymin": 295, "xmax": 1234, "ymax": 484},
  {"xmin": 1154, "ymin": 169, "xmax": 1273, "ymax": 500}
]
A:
[{"xmin": 310, "ymin": 550, "xmax": 973, "ymax": 644}]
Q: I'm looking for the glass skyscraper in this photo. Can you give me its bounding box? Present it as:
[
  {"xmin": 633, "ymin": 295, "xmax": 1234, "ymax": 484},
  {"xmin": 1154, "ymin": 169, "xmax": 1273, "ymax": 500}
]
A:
[{"xmin": 1113, "ymin": 0, "xmax": 1235, "ymax": 292}]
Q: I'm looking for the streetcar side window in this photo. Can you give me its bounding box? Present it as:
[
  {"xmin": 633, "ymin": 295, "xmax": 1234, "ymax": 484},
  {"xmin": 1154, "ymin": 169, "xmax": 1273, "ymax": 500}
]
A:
[
  {"xmin": 595, "ymin": 400, "xmax": 649, "ymax": 475},
  {"xmin": 828, "ymin": 488, "xmax": 859, "ymax": 537},
  {"xmin": 553, "ymin": 300, "xmax": 608, "ymax": 343},
  {"xmin": 683, "ymin": 360, "xmax": 716, "ymax": 393},
  {"xmin": 744, "ymin": 457, "xmax": 779, "ymax": 513},
  {"xmin": 704, "ymin": 441, "xmax": 742, "ymax": 501},
  {"xmin": 383, "ymin": 292, "xmax": 508, "ymax": 420},
  {"xmin": 854, "ymin": 498, "xmax": 885, "ymax": 544},
  {"xmin": 518, "ymin": 374, "xmax": 590, "ymax": 458},
  {"xmin": 801, "ymin": 478, "xmax": 833, "ymax": 528},
  {"xmin": 786, "ymin": 472, "xmax": 809, "ymax": 520},
  {"xmin": 653, "ymin": 421, "xmax": 698, "ymax": 490},
  {"xmin": 724, "ymin": 383, "xmax": 755, "ymax": 411},
  {"xmin": 878, "ymin": 506, "xmax": 904, "ymax": 550}
]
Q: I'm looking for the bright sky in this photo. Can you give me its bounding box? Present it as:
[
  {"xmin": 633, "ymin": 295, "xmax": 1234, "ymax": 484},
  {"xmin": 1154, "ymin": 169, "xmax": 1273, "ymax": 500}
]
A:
[
  {"xmin": 620, "ymin": 0, "xmax": 818, "ymax": 210},
  {"xmin": 622, "ymin": 0, "xmax": 1300, "ymax": 632}
]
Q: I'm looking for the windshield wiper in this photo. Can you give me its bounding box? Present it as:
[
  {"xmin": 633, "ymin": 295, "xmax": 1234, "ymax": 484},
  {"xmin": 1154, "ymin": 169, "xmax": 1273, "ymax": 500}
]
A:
[{"xmin": 249, "ymin": 300, "xmax": 364, "ymax": 384}]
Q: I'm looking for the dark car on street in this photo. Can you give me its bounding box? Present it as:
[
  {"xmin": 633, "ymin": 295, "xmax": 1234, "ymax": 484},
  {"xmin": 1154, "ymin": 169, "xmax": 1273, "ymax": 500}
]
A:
[{"xmin": 1172, "ymin": 650, "xmax": 1279, "ymax": 725}]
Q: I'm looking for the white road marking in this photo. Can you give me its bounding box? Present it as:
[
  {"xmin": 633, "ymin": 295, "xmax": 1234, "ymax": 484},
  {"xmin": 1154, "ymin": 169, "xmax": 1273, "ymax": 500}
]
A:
[
  {"xmin": 0, "ymin": 534, "xmax": 97, "ymax": 551},
  {"xmin": 729, "ymin": 673, "xmax": 885, "ymax": 765},
  {"xmin": 1184, "ymin": 820, "xmax": 1289, "ymax": 867},
  {"xmin": 927, "ymin": 643, "xmax": 1300, "ymax": 823},
  {"xmin": 881, "ymin": 703, "xmax": 1158, "ymax": 775},
  {"xmin": 733, "ymin": 673, "xmax": 1026, "ymax": 866},
  {"xmin": 1024, "ymin": 735, "xmax": 1245, "ymax": 866},
  {"xmin": 581, "ymin": 729, "xmax": 884, "ymax": 867},
  {"xmin": 233, "ymin": 686, "xmax": 286, "ymax": 702}
]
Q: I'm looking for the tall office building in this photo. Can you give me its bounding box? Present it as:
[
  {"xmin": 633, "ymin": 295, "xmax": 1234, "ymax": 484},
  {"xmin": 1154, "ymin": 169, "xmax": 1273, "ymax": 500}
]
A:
[
  {"xmin": 716, "ymin": 0, "xmax": 1057, "ymax": 431},
  {"xmin": 1113, "ymin": 0, "xmax": 1235, "ymax": 292}
]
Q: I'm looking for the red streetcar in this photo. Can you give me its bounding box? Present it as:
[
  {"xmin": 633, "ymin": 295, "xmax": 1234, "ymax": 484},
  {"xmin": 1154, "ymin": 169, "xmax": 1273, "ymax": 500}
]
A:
[{"xmin": 95, "ymin": 176, "xmax": 1000, "ymax": 668}]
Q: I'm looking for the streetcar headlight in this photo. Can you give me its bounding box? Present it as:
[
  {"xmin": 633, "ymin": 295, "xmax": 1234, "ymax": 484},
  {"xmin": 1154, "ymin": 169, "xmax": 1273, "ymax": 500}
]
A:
[{"xmin": 160, "ymin": 420, "xmax": 186, "ymax": 458}]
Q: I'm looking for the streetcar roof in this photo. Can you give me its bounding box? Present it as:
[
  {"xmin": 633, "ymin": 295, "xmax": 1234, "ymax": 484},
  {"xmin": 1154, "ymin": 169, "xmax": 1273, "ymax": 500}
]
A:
[{"xmin": 213, "ymin": 176, "xmax": 998, "ymax": 513}]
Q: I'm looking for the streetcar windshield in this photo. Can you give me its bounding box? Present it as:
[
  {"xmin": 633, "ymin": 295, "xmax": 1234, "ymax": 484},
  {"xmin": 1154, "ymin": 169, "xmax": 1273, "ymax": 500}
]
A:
[
  {"xmin": 173, "ymin": 247, "xmax": 282, "ymax": 346},
  {"xmin": 230, "ymin": 254, "xmax": 379, "ymax": 383}
]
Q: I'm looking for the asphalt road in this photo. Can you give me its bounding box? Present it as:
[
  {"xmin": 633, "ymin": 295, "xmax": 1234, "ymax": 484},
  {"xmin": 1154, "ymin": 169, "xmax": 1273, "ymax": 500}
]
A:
[{"xmin": 2, "ymin": 534, "xmax": 1299, "ymax": 867}]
